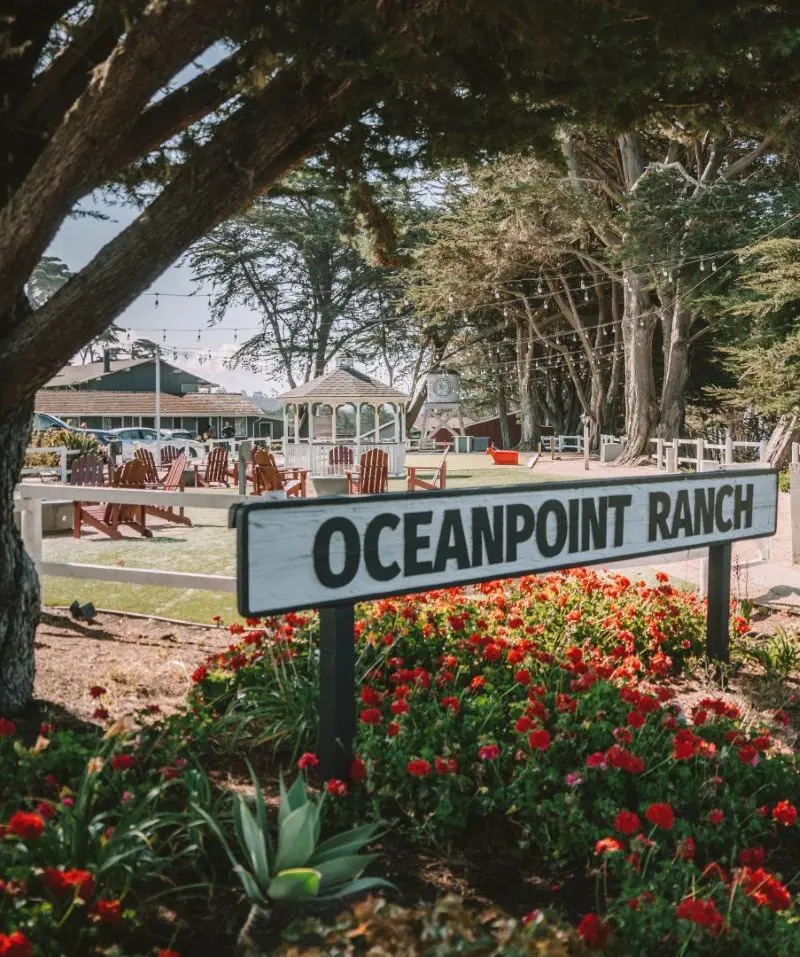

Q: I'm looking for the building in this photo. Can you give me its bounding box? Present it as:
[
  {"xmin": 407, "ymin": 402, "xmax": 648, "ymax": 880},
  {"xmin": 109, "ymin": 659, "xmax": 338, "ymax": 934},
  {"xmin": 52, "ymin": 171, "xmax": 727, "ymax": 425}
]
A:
[{"xmin": 37, "ymin": 354, "xmax": 283, "ymax": 439}]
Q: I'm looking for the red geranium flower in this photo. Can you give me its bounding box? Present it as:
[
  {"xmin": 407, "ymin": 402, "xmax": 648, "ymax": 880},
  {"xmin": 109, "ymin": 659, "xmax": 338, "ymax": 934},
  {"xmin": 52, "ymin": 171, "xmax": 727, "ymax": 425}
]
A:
[
  {"xmin": 111, "ymin": 754, "xmax": 135, "ymax": 771},
  {"xmin": 515, "ymin": 715, "xmax": 534, "ymax": 733},
  {"xmin": 739, "ymin": 867, "xmax": 792, "ymax": 911},
  {"xmin": 349, "ymin": 758, "xmax": 367, "ymax": 783},
  {"xmin": 390, "ymin": 700, "xmax": 410, "ymax": 715},
  {"xmin": 479, "ymin": 744, "xmax": 500, "ymax": 761},
  {"xmin": 772, "ymin": 709, "xmax": 790, "ymax": 728},
  {"xmin": 626, "ymin": 710, "xmax": 644, "ymax": 729},
  {"xmin": 645, "ymin": 803, "xmax": 674, "ymax": 830},
  {"xmin": 325, "ymin": 779, "xmax": 348, "ymax": 797},
  {"xmin": 360, "ymin": 687, "xmax": 382, "ymax": 706},
  {"xmin": 7, "ymin": 812, "xmax": 44, "ymax": 841},
  {"xmin": 576, "ymin": 913, "xmax": 612, "ymax": 949},
  {"xmin": 440, "ymin": 696, "xmax": 460, "ymax": 713},
  {"xmin": 0, "ymin": 718, "xmax": 16, "ymax": 737},
  {"xmin": 435, "ymin": 757, "xmax": 457, "ymax": 776},
  {"xmin": 514, "ymin": 669, "xmax": 531, "ymax": 686},
  {"xmin": 36, "ymin": 802, "xmax": 55, "ymax": 820},
  {"xmin": 676, "ymin": 897, "xmax": 724, "ymax": 936},
  {"xmin": 359, "ymin": 708, "xmax": 382, "ymax": 725},
  {"xmin": 677, "ymin": 837, "xmax": 696, "ymax": 861},
  {"xmin": 738, "ymin": 847, "xmax": 765, "ymax": 868},
  {"xmin": 528, "ymin": 729, "xmax": 551, "ymax": 751},
  {"xmin": 0, "ymin": 931, "xmax": 32, "ymax": 957},
  {"xmin": 191, "ymin": 665, "xmax": 208, "ymax": 683},
  {"xmin": 387, "ymin": 722, "xmax": 401, "ymax": 737},
  {"xmin": 586, "ymin": 752, "xmax": 607, "ymax": 769},
  {"xmin": 407, "ymin": 759, "xmax": 432, "ymax": 777},
  {"xmin": 708, "ymin": 809, "xmax": 724, "ymax": 826},
  {"xmin": 41, "ymin": 868, "xmax": 95, "ymax": 901},
  {"xmin": 772, "ymin": 800, "xmax": 797, "ymax": 827},
  {"xmin": 297, "ymin": 752, "xmax": 319, "ymax": 770},
  {"xmin": 595, "ymin": 837, "xmax": 624, "ymax": 856},
  {"xmin": 88, "ymin": 899, "xmax": 122, "ymax": 924},
  {"xmin": 614, "ymin": 810, "xmax": 640, "ymax": 835}
]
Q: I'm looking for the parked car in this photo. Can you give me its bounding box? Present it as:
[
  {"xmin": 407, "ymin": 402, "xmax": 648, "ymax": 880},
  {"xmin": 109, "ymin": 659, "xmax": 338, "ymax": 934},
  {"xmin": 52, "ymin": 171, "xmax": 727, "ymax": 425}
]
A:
[
  {"xmin": 33, "ymin": 412, "xmax": 116, "ymax": 445},
  {"xmin": 161, "ymin": 428, "xmax": 196, "ymax": 441},
  {"xmin": 110, "ymin": 427, "xmax": 205, "ymax": 461}
]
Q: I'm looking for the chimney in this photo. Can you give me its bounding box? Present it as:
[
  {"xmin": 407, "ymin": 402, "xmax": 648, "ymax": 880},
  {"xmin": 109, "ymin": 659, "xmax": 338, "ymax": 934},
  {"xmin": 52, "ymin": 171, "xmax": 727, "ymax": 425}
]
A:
[
  {"xmin": 103, "ymin": 348, "xmax": 111, "ymax": 374},
  {"xmin": 336, "ymin": 354, "xmax": 354, "ymax": 370}
]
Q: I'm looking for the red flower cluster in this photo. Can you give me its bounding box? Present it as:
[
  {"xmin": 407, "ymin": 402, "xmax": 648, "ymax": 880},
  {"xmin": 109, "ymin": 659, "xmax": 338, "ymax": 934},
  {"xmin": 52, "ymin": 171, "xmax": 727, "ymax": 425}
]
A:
[
  {"xmin": 645, "ymin": 803, "xmax": 674, "ymax": 830},
  {"xmin": 111, "ymin": 754, "xmax": 135, "ymax": 771},
  {"xmin": 325, "ymin": 779, "xmax": 348, "ymax": 797},
  {"xmin": 771, "ymin": 800, "xmax": 797, "ymax": 827},
  {"xmin": 614, "ymin": 810, "xmax": 640, "ymax": 835},
  {"xmin": 7, "ymin": 812, "xmax": 44, "ymax": 841},
  {"xmin": 576, "ymin": 914, "xmax": 611, "ymax": 949},
  {"xmin": 676, "ymin": 896, "xmax": 725, "ymax": 936},
  {"xmin": 738, "ymin": 867, "xmax": 792, "ymax": 912},
  {"xmin": 407, "ymin": 759, "xmax": 432, "ymax": 777},
  {"xmin": 41, "ymin": 868, "xmax": 95, "ymax": 902},
  {"xmin": 297, "ymin": 752, "xmax": 319, "ymax": 770},
  {"xmin": 88, "ymin": 899, "xmax": 122, "ymax": 924},
  {"xmin": 0, "ymin": 932, "xmax": 32, "ymax": 957},
  {"xmin": 0, "ymin": 718, "xmax": 16, "ymax": 737}
]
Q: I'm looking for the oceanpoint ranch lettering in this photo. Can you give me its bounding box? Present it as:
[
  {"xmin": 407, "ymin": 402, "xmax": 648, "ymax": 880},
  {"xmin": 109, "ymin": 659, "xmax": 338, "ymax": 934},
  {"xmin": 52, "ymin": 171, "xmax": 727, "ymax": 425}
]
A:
[
  {"xmin": 234, "ymin": 471, "xmax": 776, "ymax": 615},
  {"xmin": 233, "ymin": 469, "xmax": 777, "ymax": 779}
]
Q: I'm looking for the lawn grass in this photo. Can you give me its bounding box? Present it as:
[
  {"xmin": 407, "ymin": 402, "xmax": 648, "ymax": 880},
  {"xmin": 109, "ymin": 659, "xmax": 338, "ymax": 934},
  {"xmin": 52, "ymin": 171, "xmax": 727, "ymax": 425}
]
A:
[{"xmin": 40, "ymin": 467, "xmax": 590, "ymax": 623}]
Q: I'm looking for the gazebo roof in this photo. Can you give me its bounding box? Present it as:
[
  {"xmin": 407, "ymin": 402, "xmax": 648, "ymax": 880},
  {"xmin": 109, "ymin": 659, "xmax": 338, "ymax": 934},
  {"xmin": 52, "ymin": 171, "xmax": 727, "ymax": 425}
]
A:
[{"xmin": 279, "ymin": 365, "xmax": 409, "ymax": 405}]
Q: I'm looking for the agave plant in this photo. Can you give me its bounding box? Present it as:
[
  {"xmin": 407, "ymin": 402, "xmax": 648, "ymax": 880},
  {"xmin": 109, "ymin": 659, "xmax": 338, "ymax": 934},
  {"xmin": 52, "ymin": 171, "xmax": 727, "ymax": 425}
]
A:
[{"xmin": 195, "ymin": 764, "xmax": 392, "ymax": 951}]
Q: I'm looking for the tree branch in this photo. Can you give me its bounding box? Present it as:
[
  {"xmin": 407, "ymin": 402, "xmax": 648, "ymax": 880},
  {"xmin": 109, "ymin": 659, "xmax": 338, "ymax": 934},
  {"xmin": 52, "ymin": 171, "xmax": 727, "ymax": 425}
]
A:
[
  {"xmin": 0, "ymin": 0, "xmax": 226, "ymax": 318},
  {"xmin": 0, "ymin": 67, "xmax": 356, "ymax": 416},
  {"xmin": 96, "ymin": 51, "xmax": 244, "ymax": 186}
]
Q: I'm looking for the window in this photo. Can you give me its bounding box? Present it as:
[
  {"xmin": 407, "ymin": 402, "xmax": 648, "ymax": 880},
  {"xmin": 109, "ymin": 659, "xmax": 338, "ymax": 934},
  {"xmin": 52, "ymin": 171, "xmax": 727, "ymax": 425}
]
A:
[
  {"xmin": 234, "ymin": 417, "xmax": 247, "ymax": 437},
  {"xmin": 102, "ymin": 417, "xmax": 123, "ymax": 430},
  {"xmin": 141, "ymin": 417, "xmax": 155, "ymax": 428}
]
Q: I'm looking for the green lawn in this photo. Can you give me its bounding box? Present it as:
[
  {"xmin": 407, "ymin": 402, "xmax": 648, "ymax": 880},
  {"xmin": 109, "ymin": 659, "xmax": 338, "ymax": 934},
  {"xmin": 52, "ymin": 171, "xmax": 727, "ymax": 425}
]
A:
[{"xmin": 42, "ymin": 468, "xmax": 570, "ymax": 623}]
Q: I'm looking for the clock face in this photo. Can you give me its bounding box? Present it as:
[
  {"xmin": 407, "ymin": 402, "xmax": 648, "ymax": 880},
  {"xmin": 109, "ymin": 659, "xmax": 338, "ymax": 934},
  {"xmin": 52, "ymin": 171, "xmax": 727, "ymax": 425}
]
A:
[{"xmin": 433, "ymin": 375, "xmax": 452, "ymax": 397}]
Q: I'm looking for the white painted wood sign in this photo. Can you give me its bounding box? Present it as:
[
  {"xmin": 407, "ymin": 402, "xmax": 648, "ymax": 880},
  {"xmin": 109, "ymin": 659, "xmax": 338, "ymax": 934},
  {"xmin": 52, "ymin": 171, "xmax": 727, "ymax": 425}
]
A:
[{"xmin": 233, "ymin": 469, "xmax": 778, "ymax": 616}]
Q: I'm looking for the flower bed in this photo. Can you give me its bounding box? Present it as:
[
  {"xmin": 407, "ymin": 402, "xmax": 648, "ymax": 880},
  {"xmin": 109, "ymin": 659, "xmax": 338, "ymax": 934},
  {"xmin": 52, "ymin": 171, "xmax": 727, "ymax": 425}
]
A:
[
  {"xmin": 191, "ymin": 571, "xmax": 800, "ymax": 954},
  {"xmin": 1, "ymin": 570, "xmax": 798, "ymax": 955}
]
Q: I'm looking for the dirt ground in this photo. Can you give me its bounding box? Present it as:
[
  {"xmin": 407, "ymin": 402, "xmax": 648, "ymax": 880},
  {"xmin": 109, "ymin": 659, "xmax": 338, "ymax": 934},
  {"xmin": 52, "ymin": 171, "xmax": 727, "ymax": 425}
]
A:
[{"xmin": 34, "ymin": 607, "xmax": 232, "ymax": 724}]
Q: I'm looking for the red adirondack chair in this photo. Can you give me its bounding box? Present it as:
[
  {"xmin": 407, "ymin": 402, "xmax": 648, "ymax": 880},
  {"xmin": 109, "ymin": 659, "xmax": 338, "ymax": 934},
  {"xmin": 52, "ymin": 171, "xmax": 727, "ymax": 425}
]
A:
[
  {"xmin": 161, "ymin": 445, "xmax": 181, "ymax": 467},
  {"xmin": 194, "ymin": 445, "xmax": 229, "ymax": 487},
  {"xmin": 253, "ymin": 449, "xmax": 308, "ymax": 498},
  {"xmin": 73, "ymin": 458, "xmax": 152, "ymax": 539},
  {"xmin": 134, "ymin": 447, "xmax": 164, "ymax": 485},
  {"xmin": 143, "ymin": 453, "xmax": 192, "ymax": 527},
  {"xmin": 328, "ymin": 445, "xmax": 354, "ymax": 475},
  {"xmin": 347, "ymin": 448, "xmax": 389, "ymax": 495},
  {"xmin": 406, "ymin": 447, "xmax": 448, "ymax": 492}
]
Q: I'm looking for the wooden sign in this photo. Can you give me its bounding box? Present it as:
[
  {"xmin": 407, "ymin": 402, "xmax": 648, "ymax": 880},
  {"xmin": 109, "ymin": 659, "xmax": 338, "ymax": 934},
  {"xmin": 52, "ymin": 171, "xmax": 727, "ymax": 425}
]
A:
[
  {"xmin": 234, "ymin": 469, "xmax": 776, "ymax": 617},
  {"xmin": 232, "ymin": 468, "xmax": 777, "ymax": 780}
]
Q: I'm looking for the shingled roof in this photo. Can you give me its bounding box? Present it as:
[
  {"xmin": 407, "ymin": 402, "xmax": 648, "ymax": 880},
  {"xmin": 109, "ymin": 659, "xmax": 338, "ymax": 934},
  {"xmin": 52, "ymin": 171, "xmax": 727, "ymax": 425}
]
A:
[
  {"xmin": 45, "ymin": 358, "xmax": 215, "ymax": 388},
  {"xmin": 279, "ymin": 365, "xmax": 409, "ymax": 404},
  {"xmin": 35, "ymin": 391, "xmax": 267, "ymax": 417}
]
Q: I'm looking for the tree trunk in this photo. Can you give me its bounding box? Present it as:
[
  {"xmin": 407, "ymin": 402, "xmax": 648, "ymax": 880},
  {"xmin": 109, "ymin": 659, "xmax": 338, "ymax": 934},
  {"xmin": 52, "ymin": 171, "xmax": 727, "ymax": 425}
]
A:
[
  {"xmin": 497, "ymin": 388, "xmax": 512, "ymax": 450},
  {"xmin": 617, "ymin": 273, "xmax": 659, "ymax": 464},
  {"xmin": 764, "ymin": 413, "xmax": 800, "ymax": 468},
  {"xmin": 518, "ymin": 377, "xmax": 540, "ymax": 450},
  {"xmin": 658, "ymin": 304, "xmax": 691, "ymax": 440},
  {"xmin": 0, "ymin": 398, "xmax": 38, "ymax": 714}
]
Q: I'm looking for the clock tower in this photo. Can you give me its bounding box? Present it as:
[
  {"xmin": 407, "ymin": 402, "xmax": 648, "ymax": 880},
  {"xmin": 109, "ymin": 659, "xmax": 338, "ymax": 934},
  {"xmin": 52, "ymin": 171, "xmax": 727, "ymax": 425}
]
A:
[{"xmin": 418, "ymin": 370, "xmax": 465, "ymax": 446}]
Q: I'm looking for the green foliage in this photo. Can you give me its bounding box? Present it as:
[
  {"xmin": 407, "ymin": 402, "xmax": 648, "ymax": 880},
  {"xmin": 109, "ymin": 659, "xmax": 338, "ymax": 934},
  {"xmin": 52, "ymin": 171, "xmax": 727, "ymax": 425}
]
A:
[
  {"xmin": 196, "ymin": 764, "xmax": 391, "ymax": 906},
  {"xmin": 25, "ymin": 427, "xmax": 106, "ymax": 469},
  {"xmin": 738, "ymin": 628, "xmax": 800, "ymax": 680}
]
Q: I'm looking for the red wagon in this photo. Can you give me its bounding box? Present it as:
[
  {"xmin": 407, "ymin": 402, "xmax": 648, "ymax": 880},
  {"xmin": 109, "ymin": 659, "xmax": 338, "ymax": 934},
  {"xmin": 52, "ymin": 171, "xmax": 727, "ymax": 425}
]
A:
[{"xmin": 486, "ymin": 444, "xmax": 519, "ymax": 466}]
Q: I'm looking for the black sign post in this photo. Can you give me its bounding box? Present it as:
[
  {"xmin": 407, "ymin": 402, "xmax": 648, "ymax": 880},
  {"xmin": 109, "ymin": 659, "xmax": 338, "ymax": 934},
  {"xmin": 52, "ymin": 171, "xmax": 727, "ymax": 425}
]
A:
[{"xmin": 233, "ymin": 469, "xmax": 777, "ymax": 780}]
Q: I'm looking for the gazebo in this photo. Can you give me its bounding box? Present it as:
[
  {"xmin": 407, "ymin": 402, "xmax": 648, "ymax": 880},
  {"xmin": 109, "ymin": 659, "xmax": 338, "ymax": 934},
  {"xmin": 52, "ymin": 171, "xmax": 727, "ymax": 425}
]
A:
[{"xmin": 279, "ymin": 362, "xmax": 410, "ymax": 476}]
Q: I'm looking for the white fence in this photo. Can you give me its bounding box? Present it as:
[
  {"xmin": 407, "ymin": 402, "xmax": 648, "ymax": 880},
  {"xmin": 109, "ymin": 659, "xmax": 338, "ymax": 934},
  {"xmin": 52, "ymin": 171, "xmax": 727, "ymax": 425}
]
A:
[
  {"xmin": 540, "ymin": 434, "xmax": 585, "ymax": 453},
  {"xmin": 16, "ymin": 483, "xmax": 250, "ymax": 594},
  {"xmin": 284, "ymin": 440, "xmax": 406, "ymax": 476},
  {"xmin": 649, "ymin": 436, "xmax": 767, "ymax": 473}
]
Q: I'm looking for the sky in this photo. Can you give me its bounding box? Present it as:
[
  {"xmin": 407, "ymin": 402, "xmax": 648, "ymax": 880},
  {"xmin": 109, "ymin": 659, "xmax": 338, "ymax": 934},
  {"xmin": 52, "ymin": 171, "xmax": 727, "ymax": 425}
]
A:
[{"xmin": 48, "ymin": 198, "xmax": 284, "ymax": 396}]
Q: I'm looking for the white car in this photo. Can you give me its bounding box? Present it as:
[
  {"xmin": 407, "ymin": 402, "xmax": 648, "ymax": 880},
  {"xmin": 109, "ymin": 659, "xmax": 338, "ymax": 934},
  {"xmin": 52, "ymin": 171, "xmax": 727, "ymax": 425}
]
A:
[{"xmin": 111, "ymin": 427, "xmax": 206, "ymax": 462}]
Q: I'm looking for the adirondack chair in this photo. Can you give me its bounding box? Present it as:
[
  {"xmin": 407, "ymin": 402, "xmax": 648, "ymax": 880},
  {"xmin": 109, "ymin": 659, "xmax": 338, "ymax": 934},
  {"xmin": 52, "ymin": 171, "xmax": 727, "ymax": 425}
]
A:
[
  {"xmin": 143, "ymin": 453, "xmax": 191, "ymax": 527},
  {"xmin": 328, "ymin": 445, "xmax": 354, "ymax": 475},
  {"xmin": 161, "ymin": 445, "xmax": 181, "ymax": 467},
  {"xmin": 134, "ymin": 448, "xmax": 163, "ymax": 485},
  {"xmin": 251, "ymin": 462, "xmax": 286, "ymax": 496},
  {"xmin": 193, "ymin": 445, "xmax": 229, "ymax": 487},
  {"xmin": 259, "ymin": 451, "xmax": 306, "ymax": 497},
  {"xmin": 406, "ymin": 447, "xmax": 449, "ymax": 492},
  {"xmin": 346, "ymin": 448, "xmax": 389, "ymax": 495},
  {"xmin": 73, "ymin": 458, "xmax": 152, "ymax": 539}
]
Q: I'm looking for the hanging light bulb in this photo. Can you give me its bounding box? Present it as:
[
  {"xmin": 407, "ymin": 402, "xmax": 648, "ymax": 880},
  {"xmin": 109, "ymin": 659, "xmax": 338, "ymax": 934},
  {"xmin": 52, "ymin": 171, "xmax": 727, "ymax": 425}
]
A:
[
  {"xmin": 584, "ymin": 291, "xmax": 589, "ymax": 302},
  {"xmin": 125, "ymin": 329, "xmax": 131, "ymax": 341},
  {"xmin": 537, "ymin": 281, "xmax": 544, "ymax": 294},
  {"xmin": 448, "ymin": 294, "xmax": 454, "ymax": 304},
  {"xmin": 196, "ymin": 331, "xmax": 201, "ymax": 342},
  {"xmin": 494, "ymin": 289, "xmax": 501, "ymax": 299},
  {"xmin": 172, "ymin": 349, "xmax": 178, "ymax": 360},
  {"xmin": 700, "ymin": 260, "xmax": 706, "ymax": 272},
  {"xmin": 162, "ymin": 330, "xmax": 167, "ymax": 342},
  {"xmin": 154, "ymin": 294, "xmax": 160, "ymax": 308},
  {"xmin": 711, "ymin": 261, "xmax": 717, "ymax": 272},
  {"xmin": 234, "ymin": 329, "xmax": 238, "ymax": 341}
]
